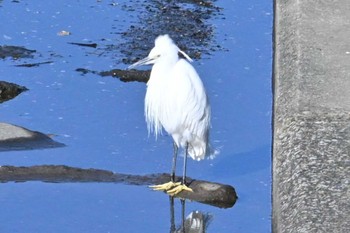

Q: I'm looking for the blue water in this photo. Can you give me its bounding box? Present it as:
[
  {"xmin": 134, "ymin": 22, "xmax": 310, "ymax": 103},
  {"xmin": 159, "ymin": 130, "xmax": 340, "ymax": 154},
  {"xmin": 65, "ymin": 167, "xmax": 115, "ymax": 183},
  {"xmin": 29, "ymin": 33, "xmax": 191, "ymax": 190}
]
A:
[{"xmin": 0, "ymin": 0, "xmax": 272, "ymax": 232}]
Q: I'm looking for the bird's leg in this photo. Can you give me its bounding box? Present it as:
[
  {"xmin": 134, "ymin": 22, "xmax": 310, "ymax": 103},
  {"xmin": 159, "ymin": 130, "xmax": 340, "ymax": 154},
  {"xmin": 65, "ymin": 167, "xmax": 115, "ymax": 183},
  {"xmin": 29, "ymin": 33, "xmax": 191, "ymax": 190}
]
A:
[
  {"xmin": 181, "ymin": 199, "xmax": 186, "ymax": 232},
  {"xmin": 149, "ymin": 141, "xmax": 181, "ymax": 192},
  {"xmin": 167, "ymin": 143, "xmax": 193, "ymax": 195},
  {"xmin": 169, "ymin": 196, "xmax": 176, "ymax": 233},
  {"xmin": 182, "ymin": 142, "xmax": 188, "ymax": 184},
  {"xmin": 171, "ymin": 141, "xmax": 178, "ymax": 182}
]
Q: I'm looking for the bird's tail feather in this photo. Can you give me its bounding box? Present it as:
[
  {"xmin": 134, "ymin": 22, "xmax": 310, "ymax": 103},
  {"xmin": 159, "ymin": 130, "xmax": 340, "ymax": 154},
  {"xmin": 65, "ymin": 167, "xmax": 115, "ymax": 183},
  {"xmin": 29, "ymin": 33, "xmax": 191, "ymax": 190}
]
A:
[{"xmin": 187, "ymin": 142, "xmax": 219, "ymax": 161}]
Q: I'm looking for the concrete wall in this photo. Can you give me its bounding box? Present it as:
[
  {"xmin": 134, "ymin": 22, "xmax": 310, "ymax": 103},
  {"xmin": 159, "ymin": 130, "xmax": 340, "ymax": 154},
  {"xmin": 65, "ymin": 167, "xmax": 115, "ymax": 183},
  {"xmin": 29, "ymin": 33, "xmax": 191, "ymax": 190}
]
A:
[{"xmin": 273, "ymin": 0, "xmax": 350, "ymax": 232}]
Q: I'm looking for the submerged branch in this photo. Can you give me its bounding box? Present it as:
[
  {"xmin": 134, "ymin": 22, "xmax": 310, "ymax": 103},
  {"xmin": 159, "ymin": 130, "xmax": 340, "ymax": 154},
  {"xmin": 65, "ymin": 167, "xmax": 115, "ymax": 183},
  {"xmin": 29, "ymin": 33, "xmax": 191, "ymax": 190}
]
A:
[
  {"xmin": 100, "ymin": 69, "xmax": 150, "ymax": 83},
  {"xmin": 0, "ymin": 165, "xmax": 237, "ymax": 208},
  {"xmin": 75, "ymin": 68, "xmax": 150, "ymax": 83},
  {"xmin": 0, "ymin": 81, "xmax": 28, "ymax": 103}
]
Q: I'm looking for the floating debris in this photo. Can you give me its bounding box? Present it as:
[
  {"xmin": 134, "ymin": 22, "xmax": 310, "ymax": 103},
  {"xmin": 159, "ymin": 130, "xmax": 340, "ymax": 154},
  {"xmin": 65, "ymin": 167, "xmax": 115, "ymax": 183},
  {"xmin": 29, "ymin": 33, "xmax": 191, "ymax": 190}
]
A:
[
  {"xmin": 15, "ymin": 61, "xmax": 53, "ymax": 67},
  {"xmin": 57, "ymin": 30, "xmax": 72, "ymax": 36},
  {"xmin": 68, "ymin": 42, "xmax": 98, "ymax": 48}
]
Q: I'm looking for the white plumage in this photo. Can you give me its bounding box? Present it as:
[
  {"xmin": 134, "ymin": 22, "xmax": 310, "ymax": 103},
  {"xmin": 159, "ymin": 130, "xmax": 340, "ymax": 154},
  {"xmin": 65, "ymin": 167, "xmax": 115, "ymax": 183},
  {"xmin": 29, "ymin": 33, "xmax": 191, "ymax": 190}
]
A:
[
  {"xmin": 128, "ymin": 34, "xmax": 213, "ymax": 194},
  {"xmin": 143, "ymin": 35, "xmax": 211, "ymax": 160}
]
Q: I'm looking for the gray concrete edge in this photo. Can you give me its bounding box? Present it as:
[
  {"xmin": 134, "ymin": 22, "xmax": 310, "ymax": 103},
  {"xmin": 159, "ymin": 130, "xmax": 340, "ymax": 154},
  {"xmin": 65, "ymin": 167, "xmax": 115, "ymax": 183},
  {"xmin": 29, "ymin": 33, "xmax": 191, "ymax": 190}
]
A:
[{"xmin": 273, "ymin": 0, "xmax": 350, "ymax": 232}]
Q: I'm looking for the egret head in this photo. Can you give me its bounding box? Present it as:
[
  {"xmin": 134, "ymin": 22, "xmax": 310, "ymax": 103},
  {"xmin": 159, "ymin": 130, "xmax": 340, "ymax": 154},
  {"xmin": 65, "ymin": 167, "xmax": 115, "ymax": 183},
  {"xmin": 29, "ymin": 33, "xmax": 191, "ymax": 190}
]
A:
[{"xmin": 128, "ymin": 34, "xmax": 192, "ymax": 69}]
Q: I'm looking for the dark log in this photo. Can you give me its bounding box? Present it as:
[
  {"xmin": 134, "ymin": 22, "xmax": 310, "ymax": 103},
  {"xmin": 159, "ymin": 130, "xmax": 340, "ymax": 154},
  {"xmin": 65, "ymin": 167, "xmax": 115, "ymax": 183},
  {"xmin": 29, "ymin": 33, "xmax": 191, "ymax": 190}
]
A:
[{"xmin": 0, "ymin": 165, "xmax": 237, "ymax": 208}]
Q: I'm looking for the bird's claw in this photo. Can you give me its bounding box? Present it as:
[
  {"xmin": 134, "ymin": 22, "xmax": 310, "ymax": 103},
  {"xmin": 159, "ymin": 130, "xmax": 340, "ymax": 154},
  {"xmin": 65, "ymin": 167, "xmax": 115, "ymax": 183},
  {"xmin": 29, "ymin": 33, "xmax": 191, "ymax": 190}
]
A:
[
  {"xmin": 149, "ymin": 181, "xmax": 181, "ymax": 191},
  {"xmin": 149, "ymin": 181, "xmax": 193, "ymax": 196},
  {"xmin": 167, "ymin": 184, "xmax": 193, "ymax": 196}
]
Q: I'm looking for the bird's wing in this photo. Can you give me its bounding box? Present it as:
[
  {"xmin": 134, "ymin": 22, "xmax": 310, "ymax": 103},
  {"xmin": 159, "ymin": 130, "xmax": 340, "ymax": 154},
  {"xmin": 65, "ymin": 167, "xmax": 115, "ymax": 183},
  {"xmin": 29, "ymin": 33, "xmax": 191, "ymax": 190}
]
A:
[{"xmin": 166, "ymin": 59, "xmax": 210, "ymax": 136}]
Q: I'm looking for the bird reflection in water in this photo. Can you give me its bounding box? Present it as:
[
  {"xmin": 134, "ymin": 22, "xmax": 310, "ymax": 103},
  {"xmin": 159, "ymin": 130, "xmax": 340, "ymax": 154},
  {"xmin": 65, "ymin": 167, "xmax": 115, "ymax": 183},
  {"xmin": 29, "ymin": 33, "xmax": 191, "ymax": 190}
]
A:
[{"xmin": 169, "ymin": 197, "xmax": 213, "ymax": 233}]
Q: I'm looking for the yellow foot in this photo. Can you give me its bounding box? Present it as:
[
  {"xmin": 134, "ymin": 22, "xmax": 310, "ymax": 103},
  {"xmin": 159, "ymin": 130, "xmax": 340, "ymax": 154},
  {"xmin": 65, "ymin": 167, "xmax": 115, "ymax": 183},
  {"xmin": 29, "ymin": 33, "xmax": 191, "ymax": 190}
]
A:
[
  {"xmin": 167, "ymin": 184, "xmax": 193, "ymax": 196},
  {"xmin": 149, "ymin": 182, "xmax": 193, "ymax": 196},
  {"xmin": 149, "ymin": 181, "xmax": 181, "ymax": 191}
]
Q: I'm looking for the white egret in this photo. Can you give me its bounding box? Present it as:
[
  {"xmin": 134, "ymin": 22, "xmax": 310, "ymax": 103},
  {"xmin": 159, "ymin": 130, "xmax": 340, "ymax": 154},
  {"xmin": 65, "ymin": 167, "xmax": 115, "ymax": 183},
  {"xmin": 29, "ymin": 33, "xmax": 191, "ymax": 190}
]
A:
[{"xmin": 129, "ymin": 34, "xmax": 212, "ymax": 195}]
